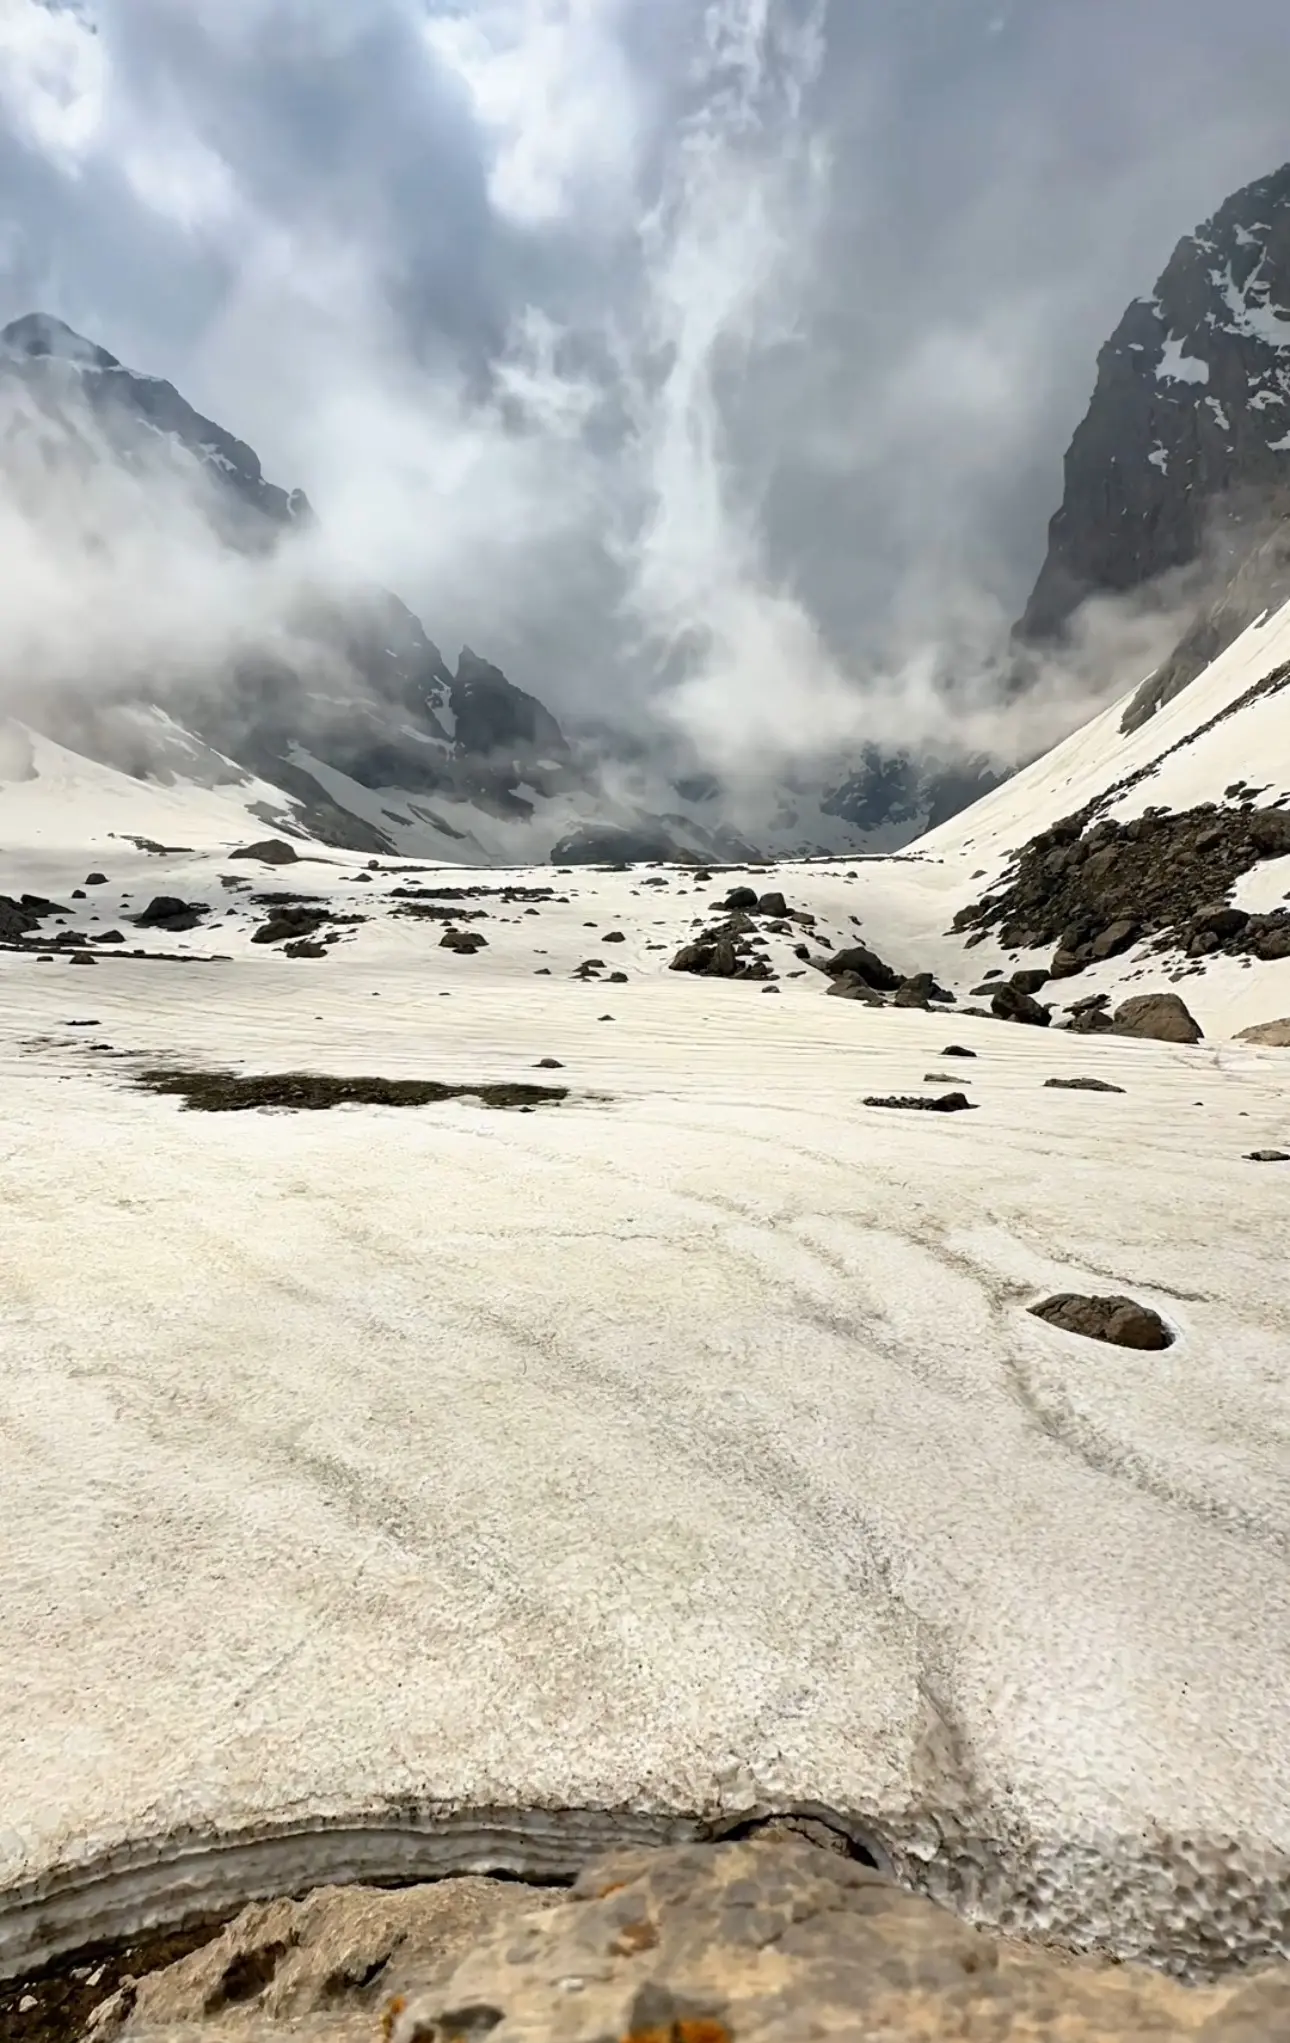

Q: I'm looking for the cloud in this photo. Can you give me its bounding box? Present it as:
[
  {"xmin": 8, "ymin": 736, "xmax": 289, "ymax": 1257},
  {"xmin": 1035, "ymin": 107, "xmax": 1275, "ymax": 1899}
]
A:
[
  {"xmin": 3, "ymin": 0, "xmax": 1290, "ymax": 811},
  {"xmin": 0, "ymin": 0, "xmax": 107, "ymax": 165},
  {"xmin": 422, "ymin": 0, "xmax": 640, "ymax": 229}
]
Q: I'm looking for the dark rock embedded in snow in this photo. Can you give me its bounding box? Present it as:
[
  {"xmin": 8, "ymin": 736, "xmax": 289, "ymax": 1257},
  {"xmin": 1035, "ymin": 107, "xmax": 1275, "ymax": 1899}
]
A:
[
  {"xmin": 1030, "ymin": 1294, "xmax": 1173, "ymax": 1350},
  {"xmin": 253, "ymin": 906, "xmax": 329, "ymax": 947},
  {"xmin": 823, "ymin": 942, "xmax": 901, "ymax": 992},
  {"xmin": 827, "ymin": 975, "xmax": 885, "ymax": 1004},
  {"xmin": 440, "ymin": 928, "xmax": 488, "ymax": 954},
  {"xmin": 991, "ymin": 981, "xmax": 1051, "ymax": 1027},
  {"xmin": 229, "ymin": 838, "xmax": 300, "ymax": 865},
  {"xmin": 669, "ymin": 913, "xmax": 773, "ymax": 980},
  {"xmin": 1247, "ymin": 1149, "xmax": 1290, "ymax": 1162},
  {"xmin": 864, "ymin": 1092, "xmax": 977, "ymax": 1113},
  {"xmin": 133, "ymin": 896, "xmax": 209, "ymax": 932},
  {"xmin": 1045, "ymin": 1077, "xmax": 1127, "ymax": 1093}
]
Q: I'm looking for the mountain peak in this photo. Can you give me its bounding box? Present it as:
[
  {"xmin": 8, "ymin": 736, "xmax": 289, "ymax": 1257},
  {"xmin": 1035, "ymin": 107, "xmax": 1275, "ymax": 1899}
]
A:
[
  {"xmin": 1, "ymin": 312, "xmax": 120, "ymax": 371},
  {"xmin": 1019, "ymin": 160, "xmax": 1290, "ymax": 644}
]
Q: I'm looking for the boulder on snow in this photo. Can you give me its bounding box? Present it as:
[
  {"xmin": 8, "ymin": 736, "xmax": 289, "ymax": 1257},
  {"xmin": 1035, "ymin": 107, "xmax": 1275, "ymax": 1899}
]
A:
[
  {"xmin": 893, "ymin": 971, "xmax": 954, "ymax": 1010},
  {"xmin": 827, "ymin": 975, "xmax": 884, "ymax": 1005},
  {"xmin": 865, "ymin": 1092, "xmax": 977, "ymax": 1113},
  {"xmin": 133, "ymin": 896, "xmax": 209, "ymax": 932},
  {"xmin": 229, "ymin": 838, "xmax": 301, "ymax": 865},
  {"xmin": 823, "ymin": 943, "xmax": 900, "ymax": 992},
  {"xmin": 1237, "ymin": 1016, "xmax": 1290, "ymax": 1047},
  {"xmin": 1030, "ymin": 1293, "xmax": 1173, "ymax": 1350},
  {"xmin": 1112, "ymin": 993, "xmax": 1203, "ymax": 1043},
  {"xmin": 991, "ymin": 981, "xmax": 1051, "ymax": 1027}
]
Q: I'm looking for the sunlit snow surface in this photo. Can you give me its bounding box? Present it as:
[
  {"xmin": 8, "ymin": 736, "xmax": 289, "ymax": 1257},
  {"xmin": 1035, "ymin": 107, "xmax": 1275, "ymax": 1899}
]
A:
[{"xmin": 1, "ymin": 602, "xmax": 1289, "ymax": 1981}]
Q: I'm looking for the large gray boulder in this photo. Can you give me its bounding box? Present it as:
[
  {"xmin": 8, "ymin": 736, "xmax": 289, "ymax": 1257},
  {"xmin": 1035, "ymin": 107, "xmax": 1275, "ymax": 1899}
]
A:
[{"xmin": 1112, "ymin": 993, "xmax": 1204, "ymax": 1043}]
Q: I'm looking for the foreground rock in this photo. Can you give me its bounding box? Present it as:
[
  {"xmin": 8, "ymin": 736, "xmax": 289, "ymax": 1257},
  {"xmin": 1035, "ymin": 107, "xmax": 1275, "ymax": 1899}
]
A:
[
  {"xmin": 91, "ymin": 1838, "xmax": 1290, "ymax": 2043},
  {"xmin": 1031, "ymin": 1294, "xmax": 1174, "ymax": 1350}
]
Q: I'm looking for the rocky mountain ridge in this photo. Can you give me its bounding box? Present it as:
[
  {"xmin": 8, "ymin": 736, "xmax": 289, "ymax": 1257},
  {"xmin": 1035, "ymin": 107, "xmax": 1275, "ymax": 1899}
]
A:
[
  {"xmin": 1020, "ymin": 161, "xmax": 1290, "ymax": 734},
  {"xmin": 0, "ymin": 312, "xmax": 1010, "ymax": 862},
  {"xmin": 0, "ymin": 314, "xmax": 905, "ymax": 862}
]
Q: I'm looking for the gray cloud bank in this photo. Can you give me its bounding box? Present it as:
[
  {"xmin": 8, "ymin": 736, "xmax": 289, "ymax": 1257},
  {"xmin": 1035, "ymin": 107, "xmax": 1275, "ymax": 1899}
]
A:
[{"xmin": 2, "ymin": 0, "xmax": 1289, "ymax": 791}]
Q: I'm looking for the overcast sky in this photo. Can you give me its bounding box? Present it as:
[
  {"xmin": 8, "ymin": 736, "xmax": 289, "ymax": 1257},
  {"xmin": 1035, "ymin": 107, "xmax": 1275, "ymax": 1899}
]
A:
[{"xmin": 2, "ymin": 0, "xmax": 1289, "ymax": 769}]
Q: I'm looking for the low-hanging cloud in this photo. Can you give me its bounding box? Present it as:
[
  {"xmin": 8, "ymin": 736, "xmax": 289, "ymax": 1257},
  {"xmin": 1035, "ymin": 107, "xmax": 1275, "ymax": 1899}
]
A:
[{"xmin": 3, "ymin": 0, "xmax": 1290, "ymax": 811}]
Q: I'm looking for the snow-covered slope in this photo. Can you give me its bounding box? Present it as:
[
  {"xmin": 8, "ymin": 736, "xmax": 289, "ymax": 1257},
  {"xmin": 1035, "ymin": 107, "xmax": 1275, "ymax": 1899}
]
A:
[
  {"xmin": 3, "ymin": 574, "xmax": 1289, "ymax": 1040},
  {"xmin": 928, "ymin": 595, "xmax": 1290, "ymax": 864},
  {"xmin": 2, "ymin": 747, "xmax": 1289, "ymax": 1987}
]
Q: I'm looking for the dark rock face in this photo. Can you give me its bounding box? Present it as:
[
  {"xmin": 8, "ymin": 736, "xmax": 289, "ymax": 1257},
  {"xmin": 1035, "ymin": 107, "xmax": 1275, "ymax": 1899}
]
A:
[
  {"xmin": 0, "ymin": 314, "xmax": 589, "ymax": 856},
  {"xmin": 1020, "ymin": 163, "xmax": 1290, "ymax": 646},
  {"xmin": 449, "ymin": 648, "xmax": 567, "ymax": 763},
  {"xmin": 550, "ymin": 822, "xmax": 692, "ymax": 865},
  {"xmin": 1, "ymin": 313, "xmax": 311, "ymax": 538},
  {"xmin": 1030, "ymin": 1294, "xmax": 1174, "ymax": 1350},
  {"xmin": 954, "ymin": 800, "xmax": 1290, "ymax": 982},
  {"xmin": 821, "ymin": 745, "xmax": 1007, "ymax": 849}
]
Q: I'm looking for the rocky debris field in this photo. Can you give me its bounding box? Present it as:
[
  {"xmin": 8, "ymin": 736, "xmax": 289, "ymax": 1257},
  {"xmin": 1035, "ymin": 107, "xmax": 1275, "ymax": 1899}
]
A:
[
  {"xmin": 6, "ymin": 1836, "xmax": 1288, "ymax": 2043},
  {"xmin": 953, "ymin": 799, "xmax": 1290, "ymax": 982},
  {"xmin": 134, "ymin": 1070, "xmax": 570, "ymax": 1113},
  {"xmin": 2, "ymin": 832, "xmax": 1285, "ymax": 1054}
]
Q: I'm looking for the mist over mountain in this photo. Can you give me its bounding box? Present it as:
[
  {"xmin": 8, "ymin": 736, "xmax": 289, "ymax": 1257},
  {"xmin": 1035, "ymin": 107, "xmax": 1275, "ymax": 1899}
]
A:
[{"xmin": 4, "ymin": 4, "xmax": 1290, "ymax": 860}]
